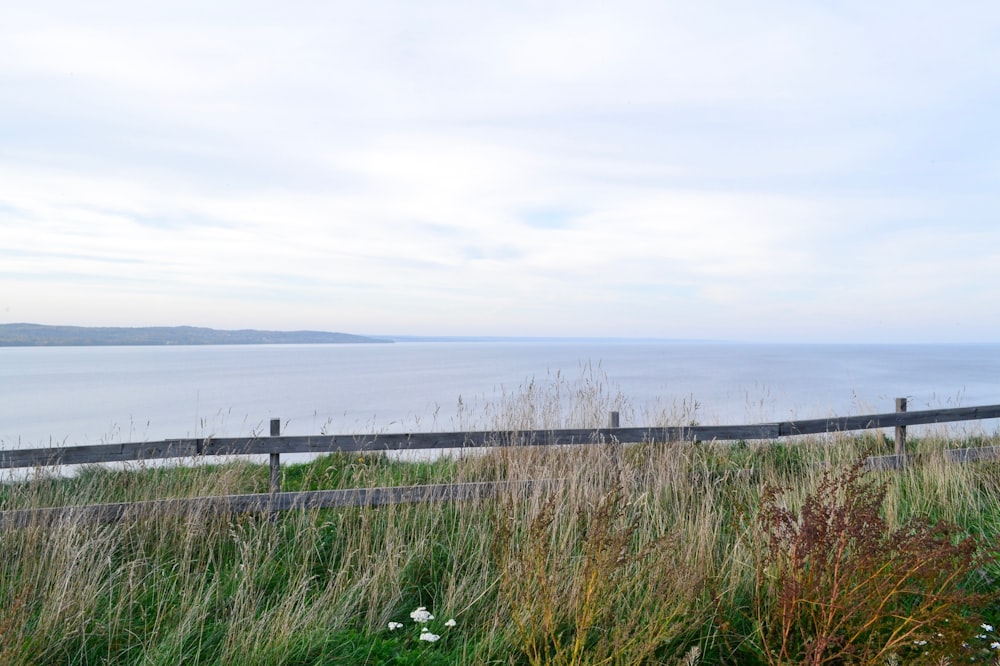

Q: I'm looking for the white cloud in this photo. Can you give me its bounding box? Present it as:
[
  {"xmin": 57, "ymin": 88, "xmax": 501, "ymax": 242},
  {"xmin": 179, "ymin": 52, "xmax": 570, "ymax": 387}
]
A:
[{"xmin": 2, "ymin": 1, "xmax": 1000, "ymax": 340}]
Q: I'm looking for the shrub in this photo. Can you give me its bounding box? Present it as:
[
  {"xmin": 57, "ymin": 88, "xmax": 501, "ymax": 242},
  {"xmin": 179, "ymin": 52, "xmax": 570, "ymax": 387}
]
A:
[{"xmin": 742, "ymin": 460, "xmax": 982, "ymax": 665}]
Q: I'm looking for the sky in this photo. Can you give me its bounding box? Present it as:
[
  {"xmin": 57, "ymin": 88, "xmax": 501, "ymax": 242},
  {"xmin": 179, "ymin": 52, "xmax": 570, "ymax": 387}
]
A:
[{"xmin": 2, "ymin": 1, "xmax": 999, "ymax": 343}]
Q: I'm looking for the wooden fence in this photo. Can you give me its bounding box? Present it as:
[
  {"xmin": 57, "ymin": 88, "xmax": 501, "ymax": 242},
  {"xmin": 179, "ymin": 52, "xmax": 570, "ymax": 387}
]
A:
[{"xmin": 2, "ymin": 399, "xmax": 999, "ymax": 527}]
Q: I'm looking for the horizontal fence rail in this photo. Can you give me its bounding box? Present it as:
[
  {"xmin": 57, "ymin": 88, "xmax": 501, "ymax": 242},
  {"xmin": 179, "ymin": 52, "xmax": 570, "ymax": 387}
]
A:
[
  {"xmin": 3, "ymin": 403, "xmax": 1000, "ymax": 470},
  {"xmin": 0, "ymin": 480, "xmax": 552, "ymax": 530}
]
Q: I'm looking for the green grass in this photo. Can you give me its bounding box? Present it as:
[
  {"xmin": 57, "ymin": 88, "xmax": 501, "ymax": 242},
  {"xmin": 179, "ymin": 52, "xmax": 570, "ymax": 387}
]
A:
[{"xmin": 1, "ymin": 407, "xmax": 999, "ymax": 663}]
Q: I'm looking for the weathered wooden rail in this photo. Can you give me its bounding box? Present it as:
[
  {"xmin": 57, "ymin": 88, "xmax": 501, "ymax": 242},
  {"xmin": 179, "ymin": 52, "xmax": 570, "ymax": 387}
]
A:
[
  {"xmin": 5, "ymin": 403, "xmax": 1000, "ymax": 470},
  {"xmin": 0, "ymin": 480, "xmax": 549, "ymax": 529},
  {"xmin": 2, "ymin": 400, "xmax": 999, "ymax": 526}
]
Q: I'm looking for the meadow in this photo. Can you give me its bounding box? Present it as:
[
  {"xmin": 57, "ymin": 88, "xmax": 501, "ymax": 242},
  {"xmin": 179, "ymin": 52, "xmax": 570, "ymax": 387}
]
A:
[{"xmin": 1, "ymin": 382, "xmax": 999, "ymax": 665}]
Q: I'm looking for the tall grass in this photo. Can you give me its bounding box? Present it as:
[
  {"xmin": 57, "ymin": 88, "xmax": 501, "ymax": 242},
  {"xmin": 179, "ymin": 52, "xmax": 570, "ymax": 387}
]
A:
[{"xmin": 0, "ymin": 373, "xmax": 998, "ymax": 664}]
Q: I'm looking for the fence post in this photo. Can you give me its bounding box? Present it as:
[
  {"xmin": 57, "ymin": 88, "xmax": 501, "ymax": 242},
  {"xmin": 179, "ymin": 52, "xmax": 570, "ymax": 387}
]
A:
[
  {"xmin": 894, "ymin": 398, "xmax": 907, "ymax": 461},
  {"xmin": 269, "ymin": 418, "xmax": 281, "ymax": 495},
  {"xmin": 607, "ymin": 411, "xmax": 622, "ymax": 476}
]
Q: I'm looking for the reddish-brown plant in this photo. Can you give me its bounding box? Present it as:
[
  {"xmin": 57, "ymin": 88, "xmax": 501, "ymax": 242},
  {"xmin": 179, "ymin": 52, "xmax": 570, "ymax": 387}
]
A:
[{"xmin": 749, "ymin": 461, "xmax": 981, "ymax": 665}]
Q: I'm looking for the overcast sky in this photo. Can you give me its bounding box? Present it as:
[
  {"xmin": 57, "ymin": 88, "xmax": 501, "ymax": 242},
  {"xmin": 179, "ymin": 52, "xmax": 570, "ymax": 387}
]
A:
[{"xmin": 2, "ymin": 1, "xmax": 998, "ymax": 342}]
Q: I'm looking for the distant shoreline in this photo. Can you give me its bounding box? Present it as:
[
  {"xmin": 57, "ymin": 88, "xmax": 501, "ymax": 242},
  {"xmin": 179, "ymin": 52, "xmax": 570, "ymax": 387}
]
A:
[
  {"xmin": 0, "ymin": 323, "xmax": 392, "ymax": 347},
  {"xmin": 4, "ymin": 325, "xmax": 986, "ymax": 348}
]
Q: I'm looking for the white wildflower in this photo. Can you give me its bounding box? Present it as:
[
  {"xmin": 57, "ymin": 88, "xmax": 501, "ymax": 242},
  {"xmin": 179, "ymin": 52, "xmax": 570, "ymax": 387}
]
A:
[
  {"xmin": 983, "ymin": 624, "xmax": 995, "ymax": 633},
  {"xmin": 913, "ymin": 640, "xmax": 928, "ymax": 646},
  {"xmin": 992, "ymin": 641, "xmax": 1000, "ymax": 650},
  {"xmin": 419, "ymin": 628, "xmax": 441, "ymax": 642},
  {"xmin": 388, "ymin": 621, "xmax": 404, "ymax": 631},
  {"xmin": 445, "ymin": 618, "xmax": 457, "ymax": 627},
  {"xmin": 410, "ymin": 607, "xmax": 435, "ymax": 623}
]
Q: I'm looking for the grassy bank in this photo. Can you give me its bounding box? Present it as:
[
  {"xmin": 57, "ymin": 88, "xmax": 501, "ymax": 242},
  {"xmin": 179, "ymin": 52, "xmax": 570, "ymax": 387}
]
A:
[
  {"xmin": 2, "ymin": 370, "xmax": 1000, "ymax": 666},
  {"xmin": 1, "ymin": 433, "xmax": 998, "ymax": 665}
]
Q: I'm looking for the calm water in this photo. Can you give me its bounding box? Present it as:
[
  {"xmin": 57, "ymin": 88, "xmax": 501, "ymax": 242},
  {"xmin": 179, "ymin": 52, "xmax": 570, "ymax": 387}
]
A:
[{"xmin": 2, "ymin": 341, "xmax": 999, "ymax": 449}]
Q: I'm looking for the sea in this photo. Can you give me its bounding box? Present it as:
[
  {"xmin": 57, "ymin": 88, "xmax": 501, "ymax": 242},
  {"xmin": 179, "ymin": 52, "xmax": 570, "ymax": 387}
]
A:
[{"xmin": 2, "ymin": 341, "xmax": 999, "ymax": 453}]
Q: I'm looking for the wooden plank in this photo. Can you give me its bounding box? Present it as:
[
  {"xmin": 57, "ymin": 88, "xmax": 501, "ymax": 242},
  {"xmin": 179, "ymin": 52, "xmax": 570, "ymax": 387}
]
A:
[
  {"xmin": 778, "ymin": 404, "xmax": 1000, "ymax": 436},
  {"xmin": 870, "ymin": 445, "xmax": 1000, "ymax": 469},
  {"xmin": 0, "ymin": 429, "xmax": 667, "ymax": 468},
  {"xmin": 865, "ymin": 454, "xmax": 907, "ymax": 471},
  {"xmin": 0, "ymin": 424, "xmax": 780, "ymax": 469},
  {"xmin": 945, "ymin": 445, "xmax": 1000, "ymax": 463},
  {"xmin": 0, "ymin": 440, "xmax": 203, "ymax": 468},
  {"xmin": 688, "ymin": 424, "xmax": 780, "ymax": 441},
  {"xmin": 0, "ymin": 479, "xmax": 549, "ymax": 529},
  {"xmin": 3, "ymin": 404, "xmax": 998, "ymax": 469}
]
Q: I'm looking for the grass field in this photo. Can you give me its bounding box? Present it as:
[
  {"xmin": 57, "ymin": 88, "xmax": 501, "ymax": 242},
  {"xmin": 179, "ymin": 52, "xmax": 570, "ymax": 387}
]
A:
[{"xmin": 1, "ymin": 389, "xmax": 999, "ymax": 664}]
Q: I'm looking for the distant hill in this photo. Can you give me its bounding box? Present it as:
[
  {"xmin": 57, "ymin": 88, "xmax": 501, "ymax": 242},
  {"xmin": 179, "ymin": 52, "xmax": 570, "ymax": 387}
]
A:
[{"xmin": 0, "ymin": 324, "xmax": 392, "ymax": 346}]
